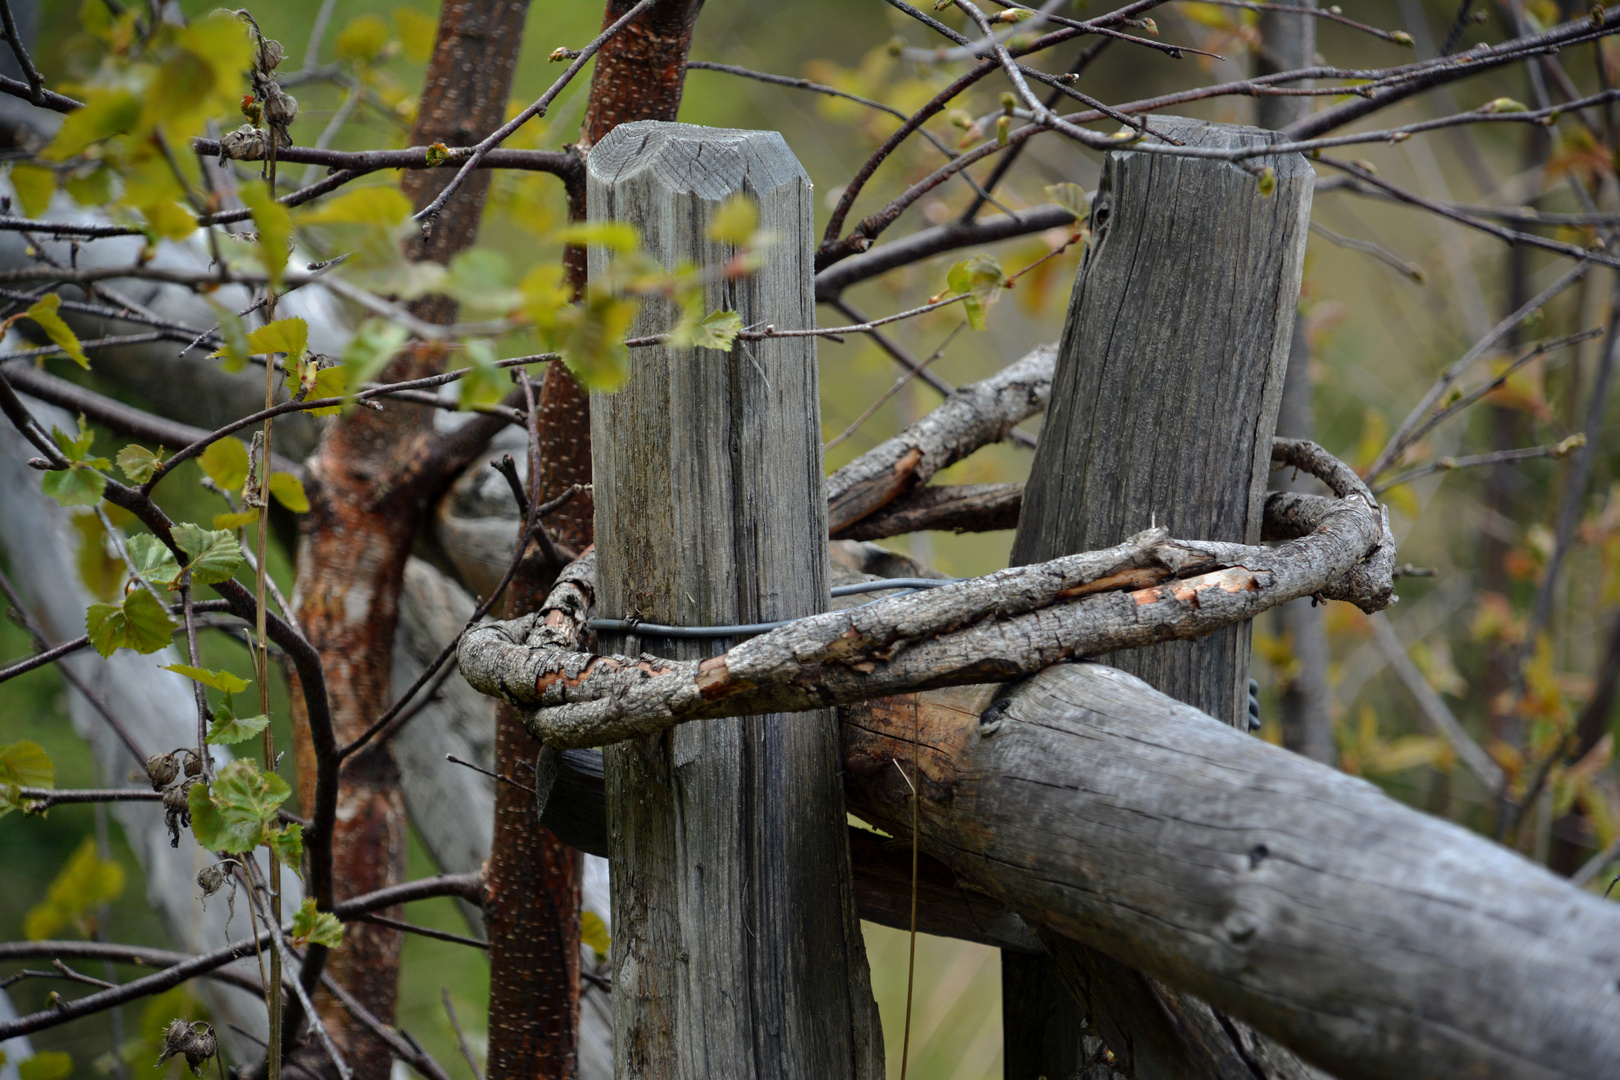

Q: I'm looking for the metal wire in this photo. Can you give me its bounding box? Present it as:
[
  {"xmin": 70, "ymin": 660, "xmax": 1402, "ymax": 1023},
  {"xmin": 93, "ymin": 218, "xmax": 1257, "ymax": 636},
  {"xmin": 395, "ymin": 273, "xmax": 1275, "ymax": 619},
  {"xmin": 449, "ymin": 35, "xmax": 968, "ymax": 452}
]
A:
[{"xmin": 585, "ymin": 577, "xmax": 961, "ymax": 640}]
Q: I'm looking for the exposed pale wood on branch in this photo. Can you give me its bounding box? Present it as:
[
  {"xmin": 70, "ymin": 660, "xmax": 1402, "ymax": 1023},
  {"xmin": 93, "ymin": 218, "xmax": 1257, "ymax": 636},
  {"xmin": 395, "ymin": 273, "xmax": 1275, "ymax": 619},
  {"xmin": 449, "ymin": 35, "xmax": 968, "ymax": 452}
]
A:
[{"xmin": 459, "ymin": 491, "xmax": 1393, "ymax": 749}]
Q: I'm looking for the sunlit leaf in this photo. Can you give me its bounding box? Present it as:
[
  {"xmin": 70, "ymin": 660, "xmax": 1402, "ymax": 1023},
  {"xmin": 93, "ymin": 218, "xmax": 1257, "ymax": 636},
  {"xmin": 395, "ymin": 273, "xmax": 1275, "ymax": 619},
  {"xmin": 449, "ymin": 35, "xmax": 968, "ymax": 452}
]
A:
[
  {"xmin": 240, "ymin": 184, "xmax": 291, "ymax": 289},
  {"xmin": 213, "ymin": 508, "xmax": 260, "ymax": 531},
  {"xmin": 674, "ymin": 308, "xmax": 742, "ymax": 351},
  {"xmin": 43, "ymin": 87, "xmax": 140, "ymax": 161},
  {"xmin": 187, "ymin": 759, "xmax": 290, "ymax": 854},
  {"xmin": 296, "ymin": 184, "xmax": 413, "ymax": 227},
  {"xmin": 556, "ymin": 288, "xmax": 635, "ymax": 391},
  {"xmin": 163, "ymin": 663, "xmax": 249, "ymax": 694},
  {"xmin": 24, "ymin": 837, "xmax": 124, "ymax": 939},
  {"xmin": 51, "ymin": 415, "xmax": 97, "ymax": 462},
  {"xmin": 268, "ymin": 471, "xmax": 309, "ymax": 513},
  {"xmin": 172, "ymin": 523, "xmax": 242, "ymax": 586},
  {"xmin": 140, "ymin": 200, "xmax": 197, "ymax": 242},
  {"xmin": 706, "ymin": 195, "xmax": 759, "ymax": 245},
  {"xmin": 557, "ymin": 221, "xmax": 640, "ymax": 253},
  {"xmin": 247, "ymin": 317, "xmax": 308, "ymax": 358},
  {"xmin": 116, "ymin": 444, "xmax": 162, "ymax": 483},
  {"xmin": 198, "ymin": 437, "xmax": 250, "ymax": 491},
  {"xmin": 308, "ymin": 364, "xmax": 347, "ymax": 416},
  {"xmin": 394, "ymin": 8, "xmax": 437, "ymax": 63},
  {"xmin": 336, "ymin": 14, "xmax": 392, "ymax": 63},
  {"xmin": 945, "ymin": 253, "xmax": 1006, "ymax": 331},
  {"xmin": 11, "ymin": 163, "xmax": 56, "ymax": 217},
  {"xmin": 0, "ymin": 739, "xmax": 54, "ymax": 817},
  {"xmin": 207, "ymin": 301, "xmax": 253, "ymax": 374},
  {"xmin": 24, "ymin": 294, "xmax": 89, "ymax": 368},
  {"xmin": 581, "ymin": 909, "xmax": 610, "ymax": 963}
]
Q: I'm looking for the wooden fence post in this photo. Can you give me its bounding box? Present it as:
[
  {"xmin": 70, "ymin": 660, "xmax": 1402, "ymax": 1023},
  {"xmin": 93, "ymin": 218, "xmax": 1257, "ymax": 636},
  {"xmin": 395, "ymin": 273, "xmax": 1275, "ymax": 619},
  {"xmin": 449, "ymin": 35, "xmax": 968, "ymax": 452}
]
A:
[
  {"xmin": 585, "ymin": 120, "xmax": 883, "ymax": 1080},
  {"xmin": 1004, "ymin": 117, "xmax": 1314, "ymax": 1079}
]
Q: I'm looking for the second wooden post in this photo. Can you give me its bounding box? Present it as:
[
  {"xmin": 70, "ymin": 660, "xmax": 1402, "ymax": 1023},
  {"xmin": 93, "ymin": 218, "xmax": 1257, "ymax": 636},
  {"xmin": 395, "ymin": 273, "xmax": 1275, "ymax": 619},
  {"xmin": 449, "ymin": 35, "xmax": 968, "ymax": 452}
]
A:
[{"xmin": 586, "ymin": 120, "xmax": 883, "ymax": 1080}]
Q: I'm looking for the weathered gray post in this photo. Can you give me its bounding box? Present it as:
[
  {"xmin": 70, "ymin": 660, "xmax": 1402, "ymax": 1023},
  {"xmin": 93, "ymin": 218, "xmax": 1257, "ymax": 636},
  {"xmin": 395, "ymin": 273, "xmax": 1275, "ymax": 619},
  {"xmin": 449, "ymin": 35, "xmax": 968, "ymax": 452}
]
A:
[
  {"xmin": 585, "ymin": 121, "xmax": 883, "ymax": 1080},
  {"xmin": 1004, "ymin": 117, "xmax": 1314, "ymax": 1080}
]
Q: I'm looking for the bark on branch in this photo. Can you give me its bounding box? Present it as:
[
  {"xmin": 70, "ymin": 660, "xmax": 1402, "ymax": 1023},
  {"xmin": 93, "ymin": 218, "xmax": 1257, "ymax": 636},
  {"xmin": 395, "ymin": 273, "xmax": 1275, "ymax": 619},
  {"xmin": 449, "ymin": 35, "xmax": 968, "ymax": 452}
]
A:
[{"xmin": 459, "ymin": 490, "xmax": 1393, "ymax": 749}]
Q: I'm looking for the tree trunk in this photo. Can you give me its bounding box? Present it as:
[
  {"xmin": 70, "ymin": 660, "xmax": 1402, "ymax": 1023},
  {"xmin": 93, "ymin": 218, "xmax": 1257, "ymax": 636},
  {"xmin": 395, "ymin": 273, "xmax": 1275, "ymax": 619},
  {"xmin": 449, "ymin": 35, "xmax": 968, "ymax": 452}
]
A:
[
  {"xmin": 289, "ymin": 3, "xmax": 530, "ymax": 1075},
  {"xmin": 587, "ymin": 121, "xmax": 882, "ymax": 1080}
]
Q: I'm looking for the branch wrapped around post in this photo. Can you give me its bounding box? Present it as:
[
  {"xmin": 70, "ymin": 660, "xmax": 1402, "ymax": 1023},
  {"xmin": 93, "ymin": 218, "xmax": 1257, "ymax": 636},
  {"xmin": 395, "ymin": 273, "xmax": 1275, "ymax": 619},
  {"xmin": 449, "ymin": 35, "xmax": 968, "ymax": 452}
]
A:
[{"xmin": 582, "ymin": 120, "xmax": 882, "ymax": 1080}]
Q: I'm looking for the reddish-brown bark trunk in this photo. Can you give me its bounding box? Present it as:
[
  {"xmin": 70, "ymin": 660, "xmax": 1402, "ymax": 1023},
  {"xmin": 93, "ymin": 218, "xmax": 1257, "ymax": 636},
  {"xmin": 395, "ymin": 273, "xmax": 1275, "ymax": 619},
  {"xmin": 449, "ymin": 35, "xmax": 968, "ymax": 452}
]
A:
[{"xmin": 288, "ymin": 3, "xmax": 531, "ymax": 1076}]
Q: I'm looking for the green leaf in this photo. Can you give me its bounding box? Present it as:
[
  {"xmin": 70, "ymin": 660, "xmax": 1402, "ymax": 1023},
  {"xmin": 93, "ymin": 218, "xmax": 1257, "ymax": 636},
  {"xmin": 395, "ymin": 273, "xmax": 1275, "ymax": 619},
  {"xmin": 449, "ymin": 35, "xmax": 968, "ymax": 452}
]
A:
[
  {"xmin": 945, "ymin": 253, "xmax": 1007, "ymax": 331},
  {"xmin": 1043, "ymin": 182, "xmax": 1089, "ymax": 224},
  {"xmin": 556, "ymin": 287, "xmax": 636, "ymax": 391},
  {"xmin": 208, "ymin": 301, "xmax": 253, "ymax": 373},
  {"xmin": 581, "ymin": 909, "xmax": 610, "ymax": 963},
  {"xmin": 556, "ymin": 221, "xmax": 640, "ymax": 253},
  {"xmin": 706, "ymin": 195, "xmax": 759, "ymax": 245},
  {"xmin": 445, "ymin": 248, "xmax": 520, "ymax": 313},
  {"xmin": 268, "ymin": 471, "xmax": 309, "ymax": 513},
  {"xmin": 139, "ymin": 200, "xmax": 197, "ymax": 242},
  {"xmin": 24, "ymin": 837, "xmax": 124, "ymax": 939},
  {"xmin": 125, "ymin": 533, "xmax": 180, "ymax": 587},
  {"xmin": 198, "ymin": 437, "xmax": 250, "ymax": 491},
  {"xmin": 341, "ymin": 318, "xmax": 409, "ymax": 390},
  {"xmin": 688, "ymin": 309, "xmax": 741, "ymax": 351},
  {"xmin": 247, "ymin": 317, "xmax": 308, "ymax": 358},
  {"xmin": 50, "ymin": 415, "xmax": 96, "ymax": 463},
  {"xmin": 116, "ymin": 444, "xmax": 162, "ymax": 482},
  {"xmin": 240, "ymin": 184, "xmax": 291, "ymax": 289},
  {"xmin": 164, "ymin": 663, "xmax": 249, "ymax": 694},
  {"xmin": 86, "ymin": 589, "xmax": 177, "ymax": 656},
  {"xmin": 11, "ymin": 163, "xmax": 56, "ymax": 218},
  {"xmin": 394, "ymin": 8, "xmax": 437, "ymax": 62},
  {"xmin": 42, "ymin": 466, "xmax": 106, "ymax": 507},
  {"xmin": 213, "ymin": 508, "xmax": 260, "ymax": 531},
  {"xmin": 172, "ymin": 523, "xmax": 242, "ymax": 586},
  {"xmin": 205, "ymin": 708, "xmax": 270, "ymax": 745},
  {"xmin": 308, "ymin": 364, "xmax": 347, "ymax": 416},
  {"xmin": 336, "ymin": 14, "xmax": 391, "ymax": 63},
  {"xmin": 296, "ymin": 184, "xmax": 412, "ymax": 227},
  {"xmin": 455, "ymin": 340, "xmax": 504, "ymax": 409},
  {"xmin": 71, "ymin": 512, "xmax": 123, "ymax": 602},
  {"xmin": 17, "ymin": 1051, "xmax": 72, "ymax": 1080},
  {"xmin": 187, "ymin": 759, "xmax": 291, "ymax": 854},
  {"xmin": 42, "ymin": 87, "xmax": 140, "ymax": 161},
  {"xmin": 266, "ymin": 824, "xmax": 304, "ymax": 870},
  {"xmin": 0, "ymin": 739, "xmax": 54, "ymax": 817},
  {"xmin": 290, "ymin": 898, "xmax": 344, "ymax": 948}
]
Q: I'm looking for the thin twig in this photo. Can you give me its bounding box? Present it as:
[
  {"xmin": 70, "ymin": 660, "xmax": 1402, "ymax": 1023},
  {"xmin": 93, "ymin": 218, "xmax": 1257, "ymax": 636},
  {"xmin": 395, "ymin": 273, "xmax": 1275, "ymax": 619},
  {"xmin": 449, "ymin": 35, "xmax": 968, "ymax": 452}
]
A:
[
  {"xmin": 1373, "ymin": 437, "xmax": 1586, "ymax": 493},
  {"xmin": 442, "ymin": 989, "xmax": 485, "ymax": 1080},
  {"xmin": 1370, "ymin": 614, "xmax": 1504, "ymax": 792},
  {"xmin": 825, "ymin": 322, "xmax": 964, "ymax": 451}
]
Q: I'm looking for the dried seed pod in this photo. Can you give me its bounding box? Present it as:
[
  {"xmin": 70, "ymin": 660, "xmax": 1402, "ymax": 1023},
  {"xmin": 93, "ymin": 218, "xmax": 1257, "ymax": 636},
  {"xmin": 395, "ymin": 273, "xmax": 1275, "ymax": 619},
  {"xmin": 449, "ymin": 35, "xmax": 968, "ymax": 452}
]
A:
[
  {"xmin": 145, "ymin": 752, "xmax": 179, "ymax": 791},
  {"xmin": 181, "ymin": 749, "xmax": 202, "ymax": 778},
  {"xmin": 183, "ymin": 1023, "xmax": 217, "ymax": 1073},
  {"xmin": 162, "ymin": 781, "xmax": 193, "ymax": 847},
  {"xmin": 157, "ymin": 1017, "xmax": 193, "ymax": 1065},
  {"xmin": 196, "ymin": 863, "xmax": 226, "ymax": 897}
]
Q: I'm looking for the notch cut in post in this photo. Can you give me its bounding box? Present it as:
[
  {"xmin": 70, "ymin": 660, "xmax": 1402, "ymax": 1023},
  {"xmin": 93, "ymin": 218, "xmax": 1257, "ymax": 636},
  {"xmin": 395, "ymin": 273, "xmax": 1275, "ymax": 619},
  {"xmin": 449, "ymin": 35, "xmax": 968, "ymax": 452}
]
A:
[{"xmin": 585, "ymin": 120, "xmax": 882, "ymax": 1080}]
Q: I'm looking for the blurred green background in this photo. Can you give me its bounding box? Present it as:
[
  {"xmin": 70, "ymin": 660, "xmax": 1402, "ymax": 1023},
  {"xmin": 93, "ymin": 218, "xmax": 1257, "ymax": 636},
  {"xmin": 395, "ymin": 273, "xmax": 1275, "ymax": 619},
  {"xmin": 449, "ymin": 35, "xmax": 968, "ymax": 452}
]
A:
[{"xmin": 7, "ymin": 0, "xmax": 1620, "ymax": 1076}]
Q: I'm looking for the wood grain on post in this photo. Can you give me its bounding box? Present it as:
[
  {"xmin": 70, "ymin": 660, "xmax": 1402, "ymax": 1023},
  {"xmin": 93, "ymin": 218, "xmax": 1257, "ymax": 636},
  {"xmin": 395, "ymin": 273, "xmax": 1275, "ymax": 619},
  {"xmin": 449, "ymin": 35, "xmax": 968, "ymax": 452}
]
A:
[
  {"xmin": 1004, "ymin": 117, "xmax": 1313, "ymax": 1079},
  {"xmin": 585, "ymin": 121, "xmax": 883, "ymax": 1080},
  {"xmin": 1011, "ymin": 115, "xmax": 1313, "ymax": 728}
]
